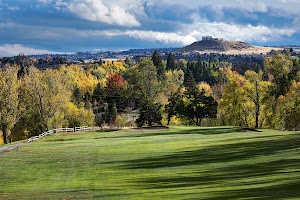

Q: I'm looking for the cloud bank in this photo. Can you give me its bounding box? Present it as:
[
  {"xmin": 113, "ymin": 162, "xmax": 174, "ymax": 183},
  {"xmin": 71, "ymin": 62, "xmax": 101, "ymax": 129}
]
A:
[
  {"xmin": 0, "ymin": 0, "xmax": 299, "ymax": 55},
  {"xmin": 0, "ymin": 44, "xmax": 67, "ymax": 57}
]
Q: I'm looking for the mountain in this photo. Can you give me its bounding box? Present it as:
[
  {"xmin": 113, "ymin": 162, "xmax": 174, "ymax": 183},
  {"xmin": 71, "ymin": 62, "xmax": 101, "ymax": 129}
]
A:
[{"xmin": 179, "ymin": 37, "xmax": 253, "ymax": 53}]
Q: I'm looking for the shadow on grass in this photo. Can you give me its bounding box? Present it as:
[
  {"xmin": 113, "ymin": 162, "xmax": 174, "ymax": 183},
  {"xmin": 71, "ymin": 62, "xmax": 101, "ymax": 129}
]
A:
[
  {"xmin": 95, "ymin": 129, "xmax": 119, "ymax": 133},
  {"xmin": 138, "ymin": 158, "xmax": 300, "ymax": 189},
  {"xmin": 95, "ymin": 127, "xmax": 241, "ymax": 140},
  {"xmin": 199, "ymin": 179, "xmax": 300, "ymax": 200},
  {"xmin": 120, "ymin": 133, "xmax": 300, "ymax": 169},
  {"xmin": 119, "ymin": 133, "xmax": 300, "ymax": 199}
]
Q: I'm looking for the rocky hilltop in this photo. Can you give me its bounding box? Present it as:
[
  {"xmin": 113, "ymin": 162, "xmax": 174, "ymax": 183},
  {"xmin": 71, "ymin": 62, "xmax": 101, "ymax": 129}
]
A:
[{"xmin": 179, "ymin": 37, "xmax": 253, "ymax": 53}]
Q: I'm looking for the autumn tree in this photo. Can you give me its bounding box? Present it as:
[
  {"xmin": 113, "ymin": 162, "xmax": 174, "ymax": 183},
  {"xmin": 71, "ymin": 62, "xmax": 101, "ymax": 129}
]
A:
[
  {"xmin": 105, "ymin": 73, "xmax": 127, "ymax": 97},
  {"xmin": 279, "ymin": 81, "xmax": 300, "ymax": 130},
  {"xmin": 265, "ymin": 52, "xmax": 294, "ymax": 98},
  {"xmin": 64, "ymin": 102, "xmax": 95, "ymax": 127},
  {"xmin": 244, "ymin": 70, "xmax": 271, "ymax": 128},
  {"xmin": 218, "ymin": 68, "xmax": 250, "ymax": 126},
  {"xmin": 22, "ymin": 67, "xmax": 72, "ymax": 131},
  {"xmin": 0, "ymin": 67, "xmax": 23, "ymax": 143},
  {"xmin": 264, "ymin": 52, "xmax": 300, "ymax": 128}
]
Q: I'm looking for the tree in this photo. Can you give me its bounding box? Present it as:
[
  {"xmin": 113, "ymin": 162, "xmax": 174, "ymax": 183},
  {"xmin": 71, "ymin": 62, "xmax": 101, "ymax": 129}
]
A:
[
  {"xmin": 166, "ymin": 73, "xmax": 217, "ymax": 126},
  {"xmin": 265, "ymin": 52, "xmax": 293, "ymax": 98},
  {"xmin": 22, "ymin": 67, "xmax": 71, "ymax": 131},
  {"xmin": 124, "ymin": 59, "xmax": 163, "ymax": 126},
  {"xmin": 165, "ymin": 91, "xmax": 182, "ymax": 125},
  {"xmin": 0, "ymin": 67, "xmax": 23, "ymax": 143},
  {"xmin": 166, "ymin": 52, "xmax": 175, "ymax": 70},
  {"xmin": 152, "ymin": 50, "xmax": 165, "ymax": 77},
  {"xmin": 218, "ymin": 68, "xmax": 250, "ymax": 126},
  {"xmin": 274, "ymin": 81, "xmax": 300, "ymax": 130},
  {"xmin": 136, "ymin": 102, "xmax": 162, "ymax": 127},
  {"xmin": 164, "ymin": 69, "xmax": 185, "ymax": 95},
  {"xmin": 244, "ymin": 70, "xmax": 271, "ymax": 128},
  {"xmin": 264, "ymin": 52, "xmax": 300, "ymax": 128},
  {"xmin": 105, "ymin": 73, "xmax": 127, "ymax": 96},
  {"xmin": 72, "ymin": 86, "xmax": 83, "ymax": 106},
  {"xmin": 64, "ymin": 102, "xmax": 95, "ymax": 127},
  {"xmin": 197, "ymin": 82, "xmax": 213, "ymax": 97},
  {"xmin": 181, "ymin": 79, "xmax": 217, "ymax": 126}
]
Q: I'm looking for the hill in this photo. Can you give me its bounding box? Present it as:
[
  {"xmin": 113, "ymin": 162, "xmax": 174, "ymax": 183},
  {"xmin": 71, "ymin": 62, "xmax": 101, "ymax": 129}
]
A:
[
  {"xmin": 178, "ymin": 37, "xmax": 282, "ymax": 54},
  {"xmin": 1, "ymin": 126, "xmax": 300, "ymax": 199},
  {"xmin": 180, "ymin": 39, "xmax": 252, "ymax": 52}
]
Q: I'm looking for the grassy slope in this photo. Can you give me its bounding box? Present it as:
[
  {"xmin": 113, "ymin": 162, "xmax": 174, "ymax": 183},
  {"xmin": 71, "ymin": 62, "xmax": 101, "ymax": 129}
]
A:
[{"xmin": 0, "ymin": 126, "xmax": 300, "ymax": 200}]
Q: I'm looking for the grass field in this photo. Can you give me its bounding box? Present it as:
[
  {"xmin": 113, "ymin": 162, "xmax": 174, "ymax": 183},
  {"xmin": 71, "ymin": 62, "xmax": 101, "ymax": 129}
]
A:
[{"xmin": 0, "ymin": 126, "xmax": 300, "ymax": 200}]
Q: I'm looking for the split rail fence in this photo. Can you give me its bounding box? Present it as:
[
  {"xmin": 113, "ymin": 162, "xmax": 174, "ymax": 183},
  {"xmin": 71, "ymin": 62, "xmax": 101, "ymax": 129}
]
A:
[{"xmin": 27, "ymin": 126, "xmax": 101, "ymax": 143}]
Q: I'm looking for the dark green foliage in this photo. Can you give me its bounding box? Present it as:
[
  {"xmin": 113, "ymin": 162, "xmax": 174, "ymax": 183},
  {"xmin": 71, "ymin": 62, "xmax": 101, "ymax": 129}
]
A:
[
  {"xmin": 11, "ymin": 111, "xmax": 45, "ymax": 141},
  {"xmin": 285, "ymin": 111, "xmax": 300, "ymax": 131},
  {"xmin": 124, "ymin": 59, "xmax": 163, "ymax": 126},
  {"xmin": 166, "ymin": 75, "xmax": 217, "ymax": 126},
  {"xmin": 72, "ymin": 87, "xmax": 83, "ymax": 106},
  {"xmin": 184, "ymin": 60, "xmax": 217, "ymax": 85},
  {"xmin": 183, "ymin": 81, "xmax": 218, "ymax": 126},
  {"xmin": 166, "ymin": 53, "xmax": 175, "ymax": 71},
  {"xmin": 151, "ymin": 50, "xmax": 165, "ymax": 77},
  {"xmin": 165, "ymin": 92, "xmax": 182, "ymax": 125},
  {"xmin": 136, "ymin": 102, "xmax": 162, "ymax": 127}
]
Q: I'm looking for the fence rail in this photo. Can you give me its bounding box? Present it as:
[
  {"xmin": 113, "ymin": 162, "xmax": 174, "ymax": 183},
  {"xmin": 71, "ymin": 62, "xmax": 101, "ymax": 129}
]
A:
[{"xmin": 27, "ymin": 126, "xmax": 102, "ymax": 143}]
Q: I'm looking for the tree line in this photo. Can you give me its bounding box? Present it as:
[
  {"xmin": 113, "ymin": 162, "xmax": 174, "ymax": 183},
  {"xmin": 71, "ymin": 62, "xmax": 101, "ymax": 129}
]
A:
[{"xmin": 1, "ymin": 50, "xmax": 299, "ymax": 144}]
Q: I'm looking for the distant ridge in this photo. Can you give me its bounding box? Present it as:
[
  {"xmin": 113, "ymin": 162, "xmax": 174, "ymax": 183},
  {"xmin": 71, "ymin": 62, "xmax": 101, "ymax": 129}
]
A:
[{"xmin": 179, "ymin": 36, "xmax": 253, "ymax": 53}]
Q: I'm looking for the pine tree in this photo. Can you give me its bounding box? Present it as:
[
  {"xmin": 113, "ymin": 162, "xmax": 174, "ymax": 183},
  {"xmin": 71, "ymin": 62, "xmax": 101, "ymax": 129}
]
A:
[
  {"xmin": 151, "ymin": 50, "xmax": 165, "ymax": 77},
  {"xmin": 166, "ymin": 52, "xmax": 175, "ymax": 70}
]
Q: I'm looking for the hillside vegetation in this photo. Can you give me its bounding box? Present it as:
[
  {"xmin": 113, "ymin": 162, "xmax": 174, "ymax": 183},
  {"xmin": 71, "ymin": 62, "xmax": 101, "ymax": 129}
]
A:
[
  {"xmin": 1, "ymin": 51, "xmax": 300, "ymax": 144},
  {"xmin": 1, "ymin": 126, "xmax": 300, "ymax": 199}
]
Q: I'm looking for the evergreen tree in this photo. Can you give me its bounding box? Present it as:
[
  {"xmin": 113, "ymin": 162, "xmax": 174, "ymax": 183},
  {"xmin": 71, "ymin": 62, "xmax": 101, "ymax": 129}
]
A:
[
  {"xmin": 151, "ymin": 50, "xmax": 165, "ymax": 78},
  {"xmin": 166, "ymin": 52, "xmax": 175, "ymax": 70}
]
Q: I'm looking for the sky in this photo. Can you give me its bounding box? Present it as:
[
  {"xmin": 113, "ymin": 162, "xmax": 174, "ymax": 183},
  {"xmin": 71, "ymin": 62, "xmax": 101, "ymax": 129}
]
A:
[{"xmin": 0, "ymin": 0, "xmax": 300, "ymax": 56}]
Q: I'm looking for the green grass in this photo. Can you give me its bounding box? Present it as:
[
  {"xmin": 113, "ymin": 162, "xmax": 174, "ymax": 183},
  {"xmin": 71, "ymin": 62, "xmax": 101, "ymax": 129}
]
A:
[{"xmin": 0, "ymin": 126, "xmax": 300, "ymax": 200}]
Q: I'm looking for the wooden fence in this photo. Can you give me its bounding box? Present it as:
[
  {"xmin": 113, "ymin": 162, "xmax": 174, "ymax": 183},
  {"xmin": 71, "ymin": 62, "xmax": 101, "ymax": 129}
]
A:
[{"xmin": 27, "ymin": 126, "xmax": 101, "ymax": 143}]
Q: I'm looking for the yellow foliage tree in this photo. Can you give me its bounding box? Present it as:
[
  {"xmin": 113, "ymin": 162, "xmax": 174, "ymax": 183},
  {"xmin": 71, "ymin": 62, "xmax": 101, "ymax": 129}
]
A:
[
  {"xmin": 59, "ymin": 65, "xmax": 99, "ymax": 95},
  {"xmin": 218, "ymin": 68, "xmax": 252, "ymax": 127},
  {"xmin": 0, "ymin": 67, "xmax": 22, "ymax": 143},
  {"xmin": 275, "ymin": 81, "xmax": 300, "ymax": 130},
  {"xmin": 101, "ymin": 60, "xmax": 126, "ymax": 73},
  {"xmin": 197, "ymin": 82, "xmax": 213, "ymax": 97},
  {"xmin": 244, "ymin": 70, "xmax": 271, "ymax": 128},
  {"xmin": 164, "ymin": 70, "xmax": 184, "ymax": 95},
  {"xmin": 64, "ymin": 102, "xmax": 95, "ymax": 127},
  {"xmin": 23, "ymin": 67, "xmax": 72, "ymax": 131}
]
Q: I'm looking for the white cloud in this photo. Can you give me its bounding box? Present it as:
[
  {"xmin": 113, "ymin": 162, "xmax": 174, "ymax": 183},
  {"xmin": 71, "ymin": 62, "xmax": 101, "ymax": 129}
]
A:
[
  {"xmin": 122, "ymin": 30, "xmax": 196, "ymax": 45},
  {"xmin": 65, "ymin": 24, "xmax": 295, "ymax": 46},
  {"xmin": 0, "ymin": 44, "xmax": 68, "ymax": 57},
  {"xmin": 63, "ymin": 0, "xmax": 141, "ymax": 27},
  {"xmin": 1, "ymin": 21, "xmax": 295, "ymax": 49},
  {"xmin": 37, "ymin": 0, "xmax": 53, "ymax": 4},
  {"xmin": 7, "ymin": 6, "xmax": 19, "ymax": 11},
  {"xmin": 156, "ymin": 0, "xmax": 300, "ymax": 16},
  {"xmin": 181, "ymin": 22, "xmax": 296, "ymax": 43}
]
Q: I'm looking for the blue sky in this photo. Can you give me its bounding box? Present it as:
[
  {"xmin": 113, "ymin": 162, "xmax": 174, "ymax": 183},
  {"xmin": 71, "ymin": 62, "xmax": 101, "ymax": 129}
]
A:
[{"xmin": 0, "ymin": 0, "xmax": 299, "ymax": 56}]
